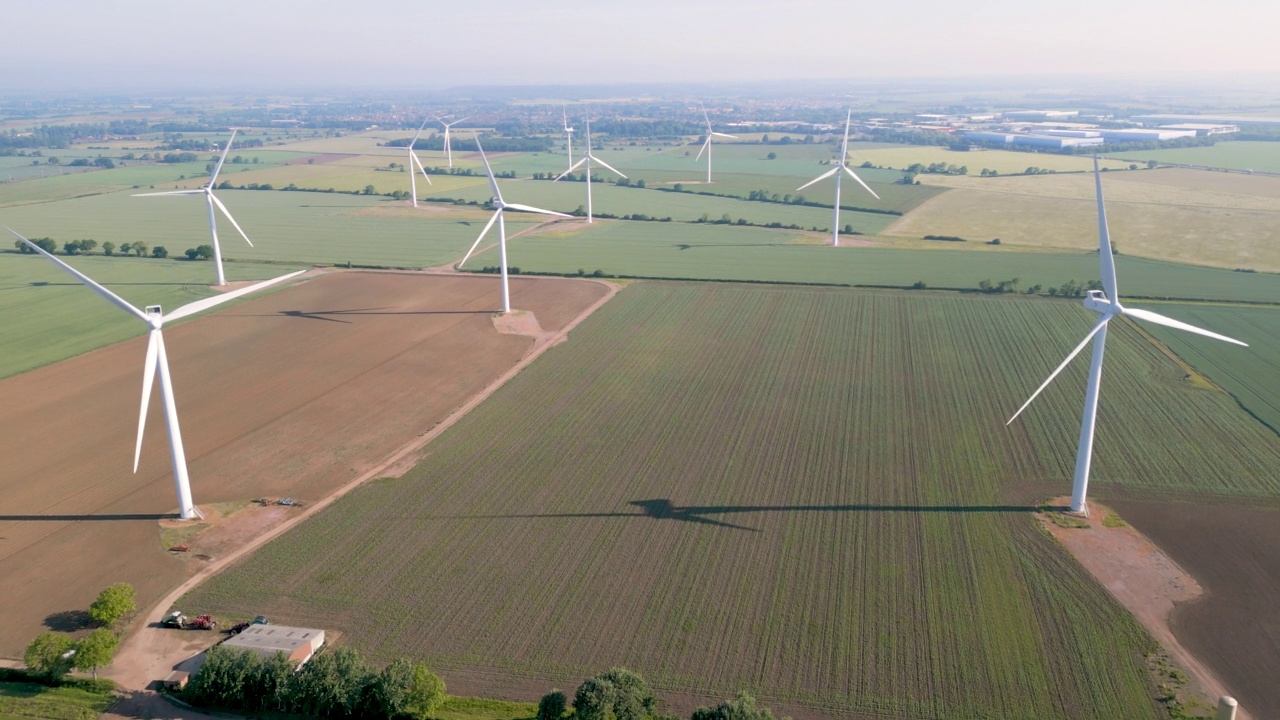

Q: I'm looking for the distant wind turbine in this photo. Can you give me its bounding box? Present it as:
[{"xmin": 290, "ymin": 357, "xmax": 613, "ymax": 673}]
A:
[
  {"xmin": 554, "ymin": 118, "xmax": 626, "ymax": 224},
  {"xmin": 696, "ymin": 107, "xmax": 738, "ymax": 184},
  {"xmin": 457, "ymin": 136, "xmax": 571, "ymax": 313},
  {"xmin": 7, "ymin": 227, "xmax": 304, "ymax": 520},
  {"xmin": 796, "ymin": 110, "xmax": 879, "ymax": 246},
  {"xmin": 405, "ymin": 118, "xmax": 433, "ymax": 207},
  {"xmin": 1006, "ymin": 157, "xmax": 1248, "ymax": 516},
  {"xmin": 438, "ymin": 116, "xmax": 470, "ymax": 168},
  {"xmin": 563, "ymin": 105, "xmax": 575, "ymax": 173},
  {"xmin": 133, "ymin": 130, "xmax": 253, "ymax": 286}
]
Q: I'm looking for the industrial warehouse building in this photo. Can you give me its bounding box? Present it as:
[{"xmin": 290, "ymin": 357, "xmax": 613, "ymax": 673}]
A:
[
  {"xmin": 964, "ymin": 131, "xmax": 1102, "ymax": 149},
  {"xmin": 222, "ymin": 625, "xmax": 326, "ymax": 665}
]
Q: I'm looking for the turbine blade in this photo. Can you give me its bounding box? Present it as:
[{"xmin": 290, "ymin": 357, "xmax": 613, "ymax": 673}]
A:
[
  {"xmin": 1007, "ymin": 318, "xmax": 1110, "ymax": 425},
  {"xmin": 410, "ymin": 118, "xmax": 429, "ymax": 146},
  {"xmin": 1123, "ymin": 307, "xmax": 1249, "ymax": 346},
  {"xmin": 473, "ymin": 135, "xmax": 504, "ymax": 203},
  {"xmin": 554, "ymin": 158, "xmax": 587, "ymax": 181},
  {"xmin": 711, "ymin": 132, "xmax": 738, "ymax": 139},
  {"xmin": 841, "ymin": 109, "xmax": 852, "ymax": 165},
  {"xmin": 842, "ymin": 165, "xmax": 881, "ymax": 200},
  {"xmin": 459, "ymin": 210, "xmax": 501, "ymax": 267},
  {"xmin": 703, "ymin": 108, "xmax": 712, "ymax": 130},
  {"xmin": 503, "ymin": 202, "xmax": 573, "ymax": 218},
  {"xmin": 696, "ymin": 138, "xmax": 709, "ymax": 161},
  {"xmin": 411, "ymin": 151, "xmax": 432, "ymax": 185},
  {"xmin": 797, "ymin": 167, "xmax": 839, "ymax": 191},
  {"xmin": 1093, "ymin": 156, "xmax": 1119, "ymax": 300},
  {"xmin": 590, "ymin": 155, "xmax": 627, "ymax": 178},
  {"xmin": 209, "ymin": 129, "xmax": 237, "ymax": 187},
  {"xmin": 209, "ymin": 193, "xmax": 254, "ymax": 247},
  {"xmin": 134, "ymin": 331, "xmax": 160, "ymax": 472},
  {"xmin": 132, "ymin": 190, "xmax": 205, "ymax": 197},
  {"xmin": 164, "ymin": 270, "xmax": 306, "ymax": 323},
  {"xmin": 6, "ymin": 227, "xmax": 148, "ymax": 322}
]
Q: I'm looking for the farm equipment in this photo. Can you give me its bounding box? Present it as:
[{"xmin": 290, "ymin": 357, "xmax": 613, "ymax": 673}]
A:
[
  {"xmin": 162, "ymin": 611, "xmax": 218, "ymax": 630},
  {"xmin": 227, "ymin": 621, "xmax": 251, "ymax": 635}
]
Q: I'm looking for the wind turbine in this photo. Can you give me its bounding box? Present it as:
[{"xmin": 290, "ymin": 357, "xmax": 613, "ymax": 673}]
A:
[
  {"xmin": 695, "ymin": 108, "xmax": 738, "ymax": 184},
  {"xmin": 457, "ymin": 136, "xmax": 570, "ymax": 313},
  {"xmin": 133, "ymin": 130, "xmax": 253, "ymax": 286},
  {"xmin": 796, "ymin": 110, "xmax": 879, "ymax": 247},
  {"xmin": 1006, "ymin": 157, "xmax": 1248, "ymax": 516},
  {"xmin": 563, "ymin": 105, "xmax": 575, "ymax": 173},
  {"xmin": 554, "ymin": 118, "xmax": 626, "ymax": 224},
  {"xmin": 7, "ymin": 227, "xmax": 304, "ymax": 520},
  {"xmin": 405, "ymin": 118, "xmax": 433, "ymax": 207},
  {"xmin": 438, "ymin": 116, "xmax": 470, "ymax": 168}
]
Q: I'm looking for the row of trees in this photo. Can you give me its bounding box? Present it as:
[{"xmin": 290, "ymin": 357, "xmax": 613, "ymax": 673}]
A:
[
  {"xmin": 185, "ymin": 645, "xmax": 445, "ymax": 719},
  {"xmin": 534, "ymin": 668, "xmax": 783, "ymax": 720},
  {"xmin": 14, "ymin": 237, "xmax": 169, "ymax": 258},
  {"xmin": 974, "ymin": 277, "xmax": 1103, "ymax": 296},
  {"xmin": 23, "ymin": 583, "xmax": 135, "ymax": 681}
]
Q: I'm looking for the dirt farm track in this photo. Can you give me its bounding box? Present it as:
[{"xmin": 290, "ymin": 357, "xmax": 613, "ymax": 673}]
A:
[{"xmin": 0, "ymin": 270, "xmax": 608, "ymax": 656}]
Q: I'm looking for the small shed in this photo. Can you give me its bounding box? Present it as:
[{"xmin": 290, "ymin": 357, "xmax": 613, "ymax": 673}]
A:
[
  {"xmin": 162, "ymin": 670, "xmax": 189, "ymax": 689},
  {"xmin": 222, "ymin": 625, "xmax": 326, "ymax": 666}
]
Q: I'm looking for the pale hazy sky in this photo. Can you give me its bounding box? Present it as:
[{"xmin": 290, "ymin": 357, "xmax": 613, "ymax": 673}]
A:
[{"xmin": 4, "ymin": 0, "xmax": 1278, "ymax": 92}]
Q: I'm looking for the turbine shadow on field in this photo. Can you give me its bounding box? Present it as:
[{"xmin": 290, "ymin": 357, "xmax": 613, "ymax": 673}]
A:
[
  {"xmin": 0, "ymin": 513, "xmax": 173, "ymax": 521},
  {"xmin": 674, "ymin": 243, "xmax": 789, "ymax": 250},
  {"xmin": 237, "ymin": 307, "xmax": 494, "ymax": 323},
  {"xmin": 437, "ymin": 498, "xmax": 1037, "ymax": 533}
]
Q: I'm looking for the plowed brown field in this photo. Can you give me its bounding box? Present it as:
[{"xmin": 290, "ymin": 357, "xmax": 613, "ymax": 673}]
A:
[{"xmin": 0, "ymin": 271, "xmax": 607, "ymax": 657}]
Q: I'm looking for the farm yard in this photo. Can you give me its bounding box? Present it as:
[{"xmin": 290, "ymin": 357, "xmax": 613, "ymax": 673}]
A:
[
  {"xmin": 0, "ymin": 270, "xmax": 608, "ymax": 658},
  {"xmin": 183, "ymin": 282, "xmax": 1280, "ymax": 719}
]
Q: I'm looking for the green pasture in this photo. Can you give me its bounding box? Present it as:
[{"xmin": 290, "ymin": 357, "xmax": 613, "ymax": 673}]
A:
[
  {"xmin": 473, "ymin": 220, "xmax": 1280, "ymax": 303},
  {"xmin": 0, "ymin": 680, "xmax": 115, "ymax": 720},
  {"xmin": 0, "ymin": 189, "xmax": 541, "ymax": 270},
  {"xmin": 444, "ymin": 179, "xmax": 898, "ymax": 234},
  {"xmin": 187, "ymin": 283, "xmax": 1280, "ymax": 718},
  {"xmin": 1118, "ymin": 141, "xmax": 1280, "ymax": 174},
  {"xmin": 0, "ymin": 251, "xmax": 307, "ymax": 378},
  {"xmin": 1142, "ymin": 303, "xmax": 1280, "ymax": 433}
]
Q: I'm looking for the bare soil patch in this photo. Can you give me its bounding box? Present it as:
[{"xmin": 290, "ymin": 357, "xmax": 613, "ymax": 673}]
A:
[
  {"xmin": 1110, "ymin": 499, "xmax": 1280, "ymax": 719},
  {"xmin": 0, "ymin": 271, "xmax": 607, "ymax": 659}
]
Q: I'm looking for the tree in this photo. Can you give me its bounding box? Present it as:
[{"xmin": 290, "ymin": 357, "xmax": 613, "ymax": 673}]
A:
[
  {"xmin": 362, "ymin": 657, "xmax": 413, "ymax": 718},
  {"xmin": 766, "ymin": 152, "xmax": 777, "ymax": 160},
  {"xmin": 152, "ymin": 246, "xmax": 168, "ymax": 259},
  {"xmin": 1147, "ymin": 160, "xmax": 1158, "ymax": 169},
  {"xmin": 293, "ymin": 646, "xmax": 370, "ymax": 717},
  {"xmin": 690, "ymin": 692, "xmax": 777, "ymax": 720},
  {"xmin": 131, "ymin": 241, "xmax": 148, "ymax": 257},
  {"xmin": 63, "ymin": 240, "xmax": 83, "ymax": 255},
  {"xmin": 573, "ymin": 676, "xmax": 617, "ymax": 720},
  {"xmin": 536, "ymin": 690, "xmax": 568, "ymax": 720},
  {"xmin": 635, "ymin": 179, "xmax": 646, "ymax": 188},
  {"xmin": 24, "ymin": 633, "xmax": 75, "ymax": 679},
  {"xmin": 73, "ymin": 628, "xmax": 119, "ymax": 679},
  {"xmin": 118, "ymin": 242, "xmax": 133, "ymax": 256},
  {"xmin": 88, "ymin": 582, "xmax": 135, "ymax": 627},
  {"xmin": 403, "ymin": 662, "xmax": 446, "ymax": 719},
  {"xmin": 362, "ymin": 184, "xmax": 377, "ymax": 195},
  {"xmin": 102, "ymin": 241, "xmax": 116, "ymax": 256},
  {"xmin": 78, "ymin": 239, "xmax": 97, "ymax": 254},
  {"xmin": 94, "ymin": 157, "xmax": 115, "ymax": 169}
]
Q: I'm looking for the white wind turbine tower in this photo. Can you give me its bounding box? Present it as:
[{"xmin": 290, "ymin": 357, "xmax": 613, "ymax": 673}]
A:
[
  {"xmin": 696, "ymin": 108, "xmax": 738, "ymax": 184},
  {"xmin": 796, "ymin": 110, "xmax": 879, "ymax": 247},
  {"xmin": 7, "ymin": 227, "xmax": 304, "ymax": 520},
  {"xmin": 438, "ymin": 116, "xmax": 470, "ymax": 168},
  {"xmin": 457, "ymin": 136, "xmax": 571, "ymax": 313},
  {"xmin": 563, "ymin": 105, "xmax": 575, "ymax": 173},
  {"xmin": 133, "ymin": 130, "xmax": 253, "ymax": 286},
  {"xmin": 1006, "ymin": 157, "xmax": 1248, "ymax": 515},
  {"xmin": 554, "ymin": 118, "xmax": 626, "ymax": 223},
  {"xmin": 405, "ymin": 118, "xmax": 433, "ymax": 207}
]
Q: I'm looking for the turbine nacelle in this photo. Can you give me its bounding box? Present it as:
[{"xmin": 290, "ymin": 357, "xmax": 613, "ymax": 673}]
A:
[
  {"xmin": 145, "ymin": 305, "xmax": 164, "ymax": 328},
  {"xmin": 1082, "ymin": 290, "xmax": 1116, "ymax": 315}
]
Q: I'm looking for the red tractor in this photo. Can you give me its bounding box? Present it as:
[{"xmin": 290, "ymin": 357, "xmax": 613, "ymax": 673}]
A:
[{"xmin": 188, "ymin": 614, "xmax": 218, "ymax": 631}]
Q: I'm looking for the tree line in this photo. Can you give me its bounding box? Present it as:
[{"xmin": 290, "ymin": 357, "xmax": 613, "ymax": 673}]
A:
[
  {"xmin": 24, "ymin": 583, "xmax": 134, "ymax": 681},
  {"xmin": 14, "ymin": 237, "xmax": 172, "ymax": 259}
]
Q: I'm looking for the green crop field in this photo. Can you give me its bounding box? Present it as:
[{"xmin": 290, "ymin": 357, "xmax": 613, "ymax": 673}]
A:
[
  {"xmin": 0, "ymin": 680, "xmax": 116, "ymax": 720},
  {"xmin": 183, "ymin": 283, "xmax": 1280, "ymax": 718},
  {"xmin": 0, "ymin": 190, "xmax": 544, "ymax": 270},
  {"xmin": 853, "ymin": 147, "xmax": 1131, "ymax": 175},
  {"xmin": 474, "ymin": 220, "xmax": 1280, "ymax": 302},
  {"xmin": 892, "ymin": 170, "xmax": 1280, "ymax": 272},
  {"xmin": 1119, "ymin": 141, "xmax": 1280, "ymax": 174},
  {"xmin": 1141, "ymin": 303, "xmax": 1280, "ymax": 433},
  {"xmin": 0, "ymin": 251, "xmax": 307, "ymax": 378}
]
